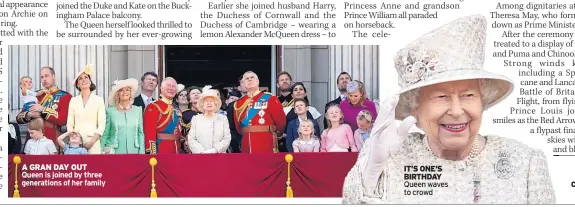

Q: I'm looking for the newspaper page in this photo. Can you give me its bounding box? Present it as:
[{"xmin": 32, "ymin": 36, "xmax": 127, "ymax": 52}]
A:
[{"xmin": 0, "ymin": 0, "xmax": 574, "ymax": 205}]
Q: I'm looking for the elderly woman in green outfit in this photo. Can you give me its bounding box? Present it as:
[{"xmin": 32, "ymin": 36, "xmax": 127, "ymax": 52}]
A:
[{"xmin": 101, "ymin": 78, "xmax": 144, "ymax": 154}]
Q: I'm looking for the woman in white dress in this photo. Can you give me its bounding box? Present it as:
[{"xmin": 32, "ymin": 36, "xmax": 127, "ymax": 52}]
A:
[
  {"xmin": 66, "ymin": 64, "xmax": 106, "ymax": 154},
  {"xmin": 342, "ymin": 15, "xmax": 555, "ymax": 204},
  {"xmin": 187, "ymin": 86, "xmax": 231, "ymax": 153}
]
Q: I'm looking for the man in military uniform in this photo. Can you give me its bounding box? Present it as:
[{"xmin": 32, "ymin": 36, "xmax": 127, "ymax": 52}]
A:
[
  {"xmin": 144, "ymin": 77, "xmax": 183, "ymax": 154},
  {"xmin": 276, "ymin": 71, "xmax": 293, "ymax": 107},
  {"xmin": 233, "ymin": 71, "xmax": 286, "ymax": 153},
  {"xmin": 16, "ymin": 66, "xmax": 72, "ymax": 151}
]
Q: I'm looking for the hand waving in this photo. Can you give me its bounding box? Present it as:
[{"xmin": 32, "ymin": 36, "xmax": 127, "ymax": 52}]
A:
[{"xmin": 362, "ymin": 94, "xmax": 417, "ymax": 194}]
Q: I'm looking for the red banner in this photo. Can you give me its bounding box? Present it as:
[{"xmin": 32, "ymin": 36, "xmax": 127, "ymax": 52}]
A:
[{"xmin": 8, "ymin": 153, "xmax": 357, "ymax": 197}]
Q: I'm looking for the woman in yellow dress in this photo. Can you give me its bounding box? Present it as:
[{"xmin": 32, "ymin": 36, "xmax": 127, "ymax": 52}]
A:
[{"xmin": 66, "ymin": 64, "xmax": 106, "ymax": 154}]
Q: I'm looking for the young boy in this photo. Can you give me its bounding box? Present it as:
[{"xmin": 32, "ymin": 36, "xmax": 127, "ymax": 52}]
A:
[
  {"xmin": 285, "ymin": 98, "xmax": 321, "ymax": 152},
  {"xmin": 24, "ymin": 118, "xmax": 58, "ymax": 155},
  {"xmin": 20, "ymin": 76, "xmax": 48, "ymax": 112},
  {"xmin": 57, "ymin": 131, "xmax": 88, "ymax": 155}
]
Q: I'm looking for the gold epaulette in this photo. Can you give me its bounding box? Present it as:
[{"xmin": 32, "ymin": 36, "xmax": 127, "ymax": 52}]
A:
[
  {"xmin": 180, "ymin": 115, "xmax": 191, "ymax": 129},
  {"xmin": 285, "ymin": 99, "xmax": 294, "ymax": 107},
  {"xmin": 148, "ymin": 102, "xmax": 172, "ymax": 115},
  {"xmin": 234, "ymin": 99, "xmax": 250, "ymax": 123}
]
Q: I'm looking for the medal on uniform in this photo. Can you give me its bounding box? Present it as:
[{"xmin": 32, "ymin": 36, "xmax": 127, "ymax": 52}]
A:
[
  {"xmin": 52, "ymin": 104, "xmax": 58, "ymax": 110},
  {"xmin": 258, "ymin": 109, "xmax": 265, "ymax": 124},
  {"xmin": 261, "ymin": 102, "xmax": 268, "ymax": 109},
  {"xmin": 258, "ymin": 109, "xmax": 265, "ymax": 117}
]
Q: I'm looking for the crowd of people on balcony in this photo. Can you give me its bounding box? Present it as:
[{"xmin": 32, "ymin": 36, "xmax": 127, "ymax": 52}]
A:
[{"xmin": 9, "ymin": 65, "xmax": 379, "ymax": 155}]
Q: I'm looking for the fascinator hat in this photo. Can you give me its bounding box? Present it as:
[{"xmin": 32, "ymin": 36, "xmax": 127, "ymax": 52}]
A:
[
  {"xmin": 393, "ymin": 15, "xmax": 514, "ymax": 120},
  {"xmin": 290, "ymin": 82, "xmax": 307, "ymax": 93},
  {"xmin": 73, "ymin": 64, "xmax": 96, "ymax": 90},
  {"xmin": 346, "ymin": 80, "xmax": 360, "ymax": 93},
  {"xmin": 108, "ymin": 78, "xmax": 138, "ymax": 106},
  {"xmin": 198, "ymin": 85, "xmax": 222, "ymax": 112},
  {"xmin": 357, "ymin": 110, "xmax": 373, "ymax": 123},
  {"xmin": 176, "ymin": 84, "xmax": 186, "ymax": 94}
]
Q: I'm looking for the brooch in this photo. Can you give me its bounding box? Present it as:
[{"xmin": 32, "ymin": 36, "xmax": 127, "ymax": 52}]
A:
[{"xmin": 494, "ymin": 151, "xmax": 514, "ymax": 179}]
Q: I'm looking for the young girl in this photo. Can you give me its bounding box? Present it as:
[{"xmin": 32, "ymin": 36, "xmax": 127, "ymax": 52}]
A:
[
  {"xmin": 354, "ymin": 110, "xmax": 374, "ymax": 151},
  {"xmin": 57, "ymin": 131, "xmax": 89, "ymax": 155},
  {"xmin": 292, "ymin": 120, "xmax": 320, "ymax": 152},
  {"xmin": 321, "ymin": 105, "xmax": 357, "ymax": 152}
]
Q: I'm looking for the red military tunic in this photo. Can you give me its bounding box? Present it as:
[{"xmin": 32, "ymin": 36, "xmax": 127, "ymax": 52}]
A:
[
  {"xmin": 143, "ymin": 98, "xmax": 183, "ymax": 154},
  {"xmin": 233, "ymin": 91, "xmax": 286, "ymax": 153},
  {"xmin": 16, "ymin": 86, "xmax": 71, "ymax": 147}
]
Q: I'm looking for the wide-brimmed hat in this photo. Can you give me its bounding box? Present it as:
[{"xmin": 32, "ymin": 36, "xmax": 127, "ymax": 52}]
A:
[
  {"xmin": 108, "ymin": 78, "xmax": 138, "ymax": 106},
  {"xmin": 394, "ymin": 15, "xmax": 514, "ymax": 120},
  {"xmin": 198, "ymin": 85, "xmax": 222, "ymax": 112},
  {"xmin": 73, "ymin": 64, "xmax": 95, "ymax": 87}
]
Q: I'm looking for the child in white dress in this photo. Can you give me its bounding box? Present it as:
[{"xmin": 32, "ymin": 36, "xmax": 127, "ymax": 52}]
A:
[{"xmin": 292, "ymin": 120, "xmax": 320, "ymax": 152}]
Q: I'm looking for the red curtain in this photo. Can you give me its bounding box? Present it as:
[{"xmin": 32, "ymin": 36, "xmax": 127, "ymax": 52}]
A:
[
  {"xmin": 8, "ymin": 153, "xmax": 357, "ymax": 197},
  {"xmin": 8, "ymin": 155, "xmax": 152, "ymax": 197},
  {"xmin": 289, "ymin": 153, "xmax": 358, "ymax": 197}
]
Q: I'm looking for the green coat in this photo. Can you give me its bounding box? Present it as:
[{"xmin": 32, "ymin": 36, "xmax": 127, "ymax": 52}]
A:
[{"xmin": 101, "ymin": 106, "xmax": 144, "ymax": 154}]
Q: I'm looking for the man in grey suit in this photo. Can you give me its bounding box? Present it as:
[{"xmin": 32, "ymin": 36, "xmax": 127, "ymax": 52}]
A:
[{"xmin": 133, "ymin": 72, "xmax": 158, "ymax": 112}]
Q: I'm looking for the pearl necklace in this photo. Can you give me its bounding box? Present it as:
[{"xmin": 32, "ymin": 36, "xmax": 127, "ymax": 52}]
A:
[
  {"xmin": 423, "ymin": 135, "xmax": 480, "ymax": 159},
  {"xmin": 117, "ymin": 105, "xmax": 131, "ymax": 111},
  {"xmin": 423, "ymin": 135, "xmax": 482, "ymax": 203}
]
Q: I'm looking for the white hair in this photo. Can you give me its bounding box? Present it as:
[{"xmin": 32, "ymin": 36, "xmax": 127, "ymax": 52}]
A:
[
  {"xmin": 242, "ymin": 71, "xmax": 259, "ymax": 81},
  {"xmin": 161, "ymin": 77, "xmax": 177, "ymax": 88},
  {"xmin": 401, "ymin": 79, "xmax": 500, "ymax": 113}
]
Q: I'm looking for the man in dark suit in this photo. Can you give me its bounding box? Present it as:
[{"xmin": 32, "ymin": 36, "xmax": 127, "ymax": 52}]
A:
[
  {"xmin": 8, "ymin": 113, "xmax": 23, "ymax": 154},
  {"xmin": 324, "ymin": 72, "xmax": 352, "ymax": 129},
  {"xmin": 133, "ymin": 72, "xmax": 158, "ymax": 112}
]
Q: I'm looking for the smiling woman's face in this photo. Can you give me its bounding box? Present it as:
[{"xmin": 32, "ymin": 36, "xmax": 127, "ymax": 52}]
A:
[
  {"xmin": 292, "ymin": 85, "xmax": 306, "ymax": 99},
  {"xmin": 412, "ymin": 79, "xmax": 483, "ymax": 151}
]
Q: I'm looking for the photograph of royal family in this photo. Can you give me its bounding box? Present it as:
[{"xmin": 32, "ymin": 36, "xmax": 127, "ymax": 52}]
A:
[
  {"xmin": 9, "ymin": 65, "xmax": 378, "ymax": 156},
  {"xmin": 6, "ymin": 15, "xmax": 556, "ymax": 204}
]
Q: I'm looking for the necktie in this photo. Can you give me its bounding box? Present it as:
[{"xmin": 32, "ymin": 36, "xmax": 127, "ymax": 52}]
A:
[{"xmin": 146, "ymin": 97, "xmax": 152, "ymax": 105}]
